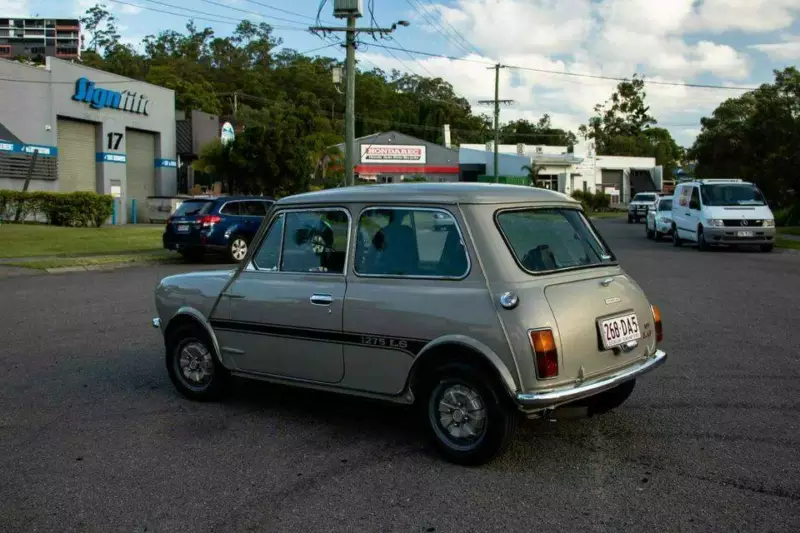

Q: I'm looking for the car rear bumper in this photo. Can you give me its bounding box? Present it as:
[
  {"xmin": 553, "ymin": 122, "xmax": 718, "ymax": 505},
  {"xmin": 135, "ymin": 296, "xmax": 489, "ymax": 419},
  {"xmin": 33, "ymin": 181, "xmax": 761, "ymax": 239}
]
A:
[
  {"xmin": 515, "ymin": 349, "xmax": 667, "ymax": 409},
  {"xmin": 704, "ymin": 226, "xmax": 776, "ymax": 244}
]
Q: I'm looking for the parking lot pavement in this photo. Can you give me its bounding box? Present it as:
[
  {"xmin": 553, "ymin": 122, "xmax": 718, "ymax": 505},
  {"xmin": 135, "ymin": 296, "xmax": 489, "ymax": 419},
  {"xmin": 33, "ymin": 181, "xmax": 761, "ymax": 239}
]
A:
[{"xmin": 1, "ymin": 220, "xmax": 799, "ymax": 533}]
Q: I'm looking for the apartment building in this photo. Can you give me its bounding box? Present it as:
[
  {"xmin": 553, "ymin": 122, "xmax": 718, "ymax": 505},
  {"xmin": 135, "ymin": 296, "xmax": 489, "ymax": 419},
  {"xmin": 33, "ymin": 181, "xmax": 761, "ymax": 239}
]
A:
[{"xmin": 0, "ymin": 18, "xmax": 81, "ymax": 60}]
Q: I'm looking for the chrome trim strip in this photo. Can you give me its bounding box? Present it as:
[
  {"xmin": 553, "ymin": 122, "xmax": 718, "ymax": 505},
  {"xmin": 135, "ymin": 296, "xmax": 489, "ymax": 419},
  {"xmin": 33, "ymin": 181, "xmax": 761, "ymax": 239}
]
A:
[{"xmin": 515, "ymin": 349, "xmax": 667, "ymax": 408}]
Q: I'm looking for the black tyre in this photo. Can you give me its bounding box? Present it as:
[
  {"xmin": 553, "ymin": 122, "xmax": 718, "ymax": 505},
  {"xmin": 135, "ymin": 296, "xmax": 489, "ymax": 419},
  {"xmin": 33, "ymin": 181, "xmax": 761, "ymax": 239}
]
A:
[
  {"xmin": 760, "ymin": 244, "xmax": 774, "ymax": 253},
  {"xmin": 627, "ymin": 215, "xmax": 633, "ymax": 224},
  {"xmin": 587, "ymin": 379, "xmax": 636, "ymax": 416},
  {"xmin": 228, "ymin": 235, "xmax": 249, "ymax": 263},
  {"xmin": 421, "ymin": 363, "xmax": 517, "ymax": 466},
  {"xmin": 654, "ymin": 230, "xmax": 663, "ymax": 241},
  {"xmin": 697, "ymin": 227, "xmax": 710, "ymax": 251},
  {"xmin": 672, "ymin": 226, "xmax": 682, "ymax": 247},
  {"xmin": 645, "ymin": 222, "xmax": 654, "ymax": 240},
  {"xmin": 166, "ymin": 323, "xmax": 230, "ymax": 401}
]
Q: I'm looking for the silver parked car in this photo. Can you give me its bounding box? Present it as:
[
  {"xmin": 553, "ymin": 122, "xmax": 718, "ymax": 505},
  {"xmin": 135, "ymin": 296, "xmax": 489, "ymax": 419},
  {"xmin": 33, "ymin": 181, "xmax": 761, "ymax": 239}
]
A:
[
  {"xmin": 152, "ymin": 183, "xmax": 667, "ymax": 465},
  {"xmin": 645, "ymin": 196, "xmax": 674, "ymax": 240}
]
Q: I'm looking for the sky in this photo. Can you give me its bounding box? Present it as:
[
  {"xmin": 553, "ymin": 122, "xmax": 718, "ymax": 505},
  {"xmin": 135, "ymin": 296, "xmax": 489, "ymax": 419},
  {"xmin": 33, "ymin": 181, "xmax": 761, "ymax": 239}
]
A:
[{"xmin": 8, "ymin": 0, "xmax": 800, "ymax": 147}]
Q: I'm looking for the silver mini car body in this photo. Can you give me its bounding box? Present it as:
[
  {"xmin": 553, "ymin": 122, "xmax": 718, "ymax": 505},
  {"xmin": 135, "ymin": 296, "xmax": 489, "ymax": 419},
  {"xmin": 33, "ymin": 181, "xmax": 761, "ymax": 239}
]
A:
[{"xmin": 153, "ymin": 183, "xmax": 667, "ymax": 464}]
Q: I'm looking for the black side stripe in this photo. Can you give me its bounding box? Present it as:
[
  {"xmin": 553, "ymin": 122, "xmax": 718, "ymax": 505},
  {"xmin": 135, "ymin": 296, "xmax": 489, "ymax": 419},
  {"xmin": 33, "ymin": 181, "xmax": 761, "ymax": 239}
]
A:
[{"xmin": 209, "ymin": 319, "xmax": 428, "ymax": 358}]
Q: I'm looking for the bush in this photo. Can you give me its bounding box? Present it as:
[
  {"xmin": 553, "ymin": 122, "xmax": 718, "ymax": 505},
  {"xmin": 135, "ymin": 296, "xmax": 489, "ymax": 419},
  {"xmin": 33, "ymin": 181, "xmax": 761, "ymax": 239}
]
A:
[
  {"xmin": 774, "ymin": 204, "xmax": 799, "ymax": 227},
  {"xmin": 0, "ymin": 190, "xmax": 113, "ymax": 227},
  {"xmin": 571, "ymin": 190, "xmax": 611, "ymax": 212}
]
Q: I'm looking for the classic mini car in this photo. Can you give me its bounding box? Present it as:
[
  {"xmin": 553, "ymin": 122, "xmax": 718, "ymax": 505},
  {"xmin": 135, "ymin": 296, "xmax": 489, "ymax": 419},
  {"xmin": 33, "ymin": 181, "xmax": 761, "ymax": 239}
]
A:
[
  {"xmin": 152, "ymin": 183, "xmax": 667, "ymax": 465},
  {"xmin": 645, "ymin": 195, "xmax": 674, "ymax": 240}
]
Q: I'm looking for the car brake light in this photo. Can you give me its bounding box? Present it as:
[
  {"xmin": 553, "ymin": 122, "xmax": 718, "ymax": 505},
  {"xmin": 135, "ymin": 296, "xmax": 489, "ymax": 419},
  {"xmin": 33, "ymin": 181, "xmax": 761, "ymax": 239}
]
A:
[
  {"xmin": 165, "ymin": 217, "xmax": 172, "ymax": 227},
  {"xmin": 529, "ymin": 329, "xmax": 559, "ymax": 379},
  {"xmin": 651, "ymin": 304, "xmax": 663, "ymax": 343},
  {"xmin": 199, "ymin": 215, "xmax": 222, "ymax": 227}
]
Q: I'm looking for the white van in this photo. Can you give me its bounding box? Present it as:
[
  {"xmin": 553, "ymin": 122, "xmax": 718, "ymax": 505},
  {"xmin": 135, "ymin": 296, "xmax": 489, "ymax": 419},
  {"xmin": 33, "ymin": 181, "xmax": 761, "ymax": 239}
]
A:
[{"xmin": 671, "ymin": 179, "xmax": 776, "ymax": 252}]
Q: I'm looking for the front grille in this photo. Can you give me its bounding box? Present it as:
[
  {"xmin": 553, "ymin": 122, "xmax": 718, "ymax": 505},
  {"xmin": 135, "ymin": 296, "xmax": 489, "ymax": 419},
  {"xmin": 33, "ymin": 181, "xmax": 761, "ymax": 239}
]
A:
[{"xmin": 722, "ymin": 219, "xmax": 763, "ymax": 227}]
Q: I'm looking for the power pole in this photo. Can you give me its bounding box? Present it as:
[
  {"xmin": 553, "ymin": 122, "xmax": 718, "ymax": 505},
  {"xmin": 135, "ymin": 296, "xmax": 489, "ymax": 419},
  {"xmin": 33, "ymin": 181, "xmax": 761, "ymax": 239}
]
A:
[
  {"xmin": 479, "ymin": 64, "xmax": 513, "ymax": 183},
  {"xmin": 311, "ymin": 10, "xmax": 409, "ymax": 187}
]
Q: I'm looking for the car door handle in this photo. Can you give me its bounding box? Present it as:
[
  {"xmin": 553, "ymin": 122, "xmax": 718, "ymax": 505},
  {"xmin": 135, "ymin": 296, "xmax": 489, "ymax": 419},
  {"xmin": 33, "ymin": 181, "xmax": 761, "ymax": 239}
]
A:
[
  {"xmin": 222, "ymin": 293, "xmax": 245, "ymax": 300},
  {"xmin": 310, "ymin": 294, "xmax": 333, "ymax": 306}
]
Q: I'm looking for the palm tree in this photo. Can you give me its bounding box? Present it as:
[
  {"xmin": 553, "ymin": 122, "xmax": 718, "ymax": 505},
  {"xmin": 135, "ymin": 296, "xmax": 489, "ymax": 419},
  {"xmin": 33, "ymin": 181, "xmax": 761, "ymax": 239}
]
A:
[{"xmin": 521, "ymin": 163, "xmax": 546, "ymax": 187}]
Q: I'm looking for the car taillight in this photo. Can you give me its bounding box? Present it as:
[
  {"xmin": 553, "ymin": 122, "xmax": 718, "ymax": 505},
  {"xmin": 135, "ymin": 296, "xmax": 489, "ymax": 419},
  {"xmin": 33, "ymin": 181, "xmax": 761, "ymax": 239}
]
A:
[
  {"xmin": 529, "ymin": 329, "xmax": 559, "ymax": 379},
  {"xmin": 651, "ymin": 304, "xmax": 663, "ymax": 343},
  {"xmin": 199, "ymin": 215, "xmax": 221, "ymax": 227},
  {"xmin": 165, "ymin": 217, "xmax": 172, "ymax": 227}
]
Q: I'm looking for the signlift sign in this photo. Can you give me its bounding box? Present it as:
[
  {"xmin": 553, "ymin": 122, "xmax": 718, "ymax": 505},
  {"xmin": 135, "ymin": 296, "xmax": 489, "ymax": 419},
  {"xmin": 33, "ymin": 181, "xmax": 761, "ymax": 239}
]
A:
[{"xmin": 360, "ymin": 144, "xmax": 426, "ymax": 164}]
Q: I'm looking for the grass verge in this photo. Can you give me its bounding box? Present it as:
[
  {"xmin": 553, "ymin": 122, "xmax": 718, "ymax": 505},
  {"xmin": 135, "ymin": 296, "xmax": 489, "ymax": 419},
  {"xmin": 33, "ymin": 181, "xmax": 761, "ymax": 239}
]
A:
[
  {"xmin": 778, "ymin": 227, "xmax": 800, "ymax": 237},
  {"xmin": 3, "ymin": 251, "xmax": 180, "ymax": 270},
  {"xmin": 776, "ymin": 238, "xmax": 800, "ymax": 250},
  {"xmin": 0, "ymin": 223, "xmax": 163, "ymax": 258}
]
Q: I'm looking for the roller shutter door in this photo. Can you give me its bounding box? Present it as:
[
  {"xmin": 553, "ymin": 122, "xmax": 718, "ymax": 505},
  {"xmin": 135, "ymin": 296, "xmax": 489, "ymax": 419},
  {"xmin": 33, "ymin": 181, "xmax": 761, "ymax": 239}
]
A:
[
  {"xmin": 57, "ymin": 119, "xmax": 97, "ymax": 193},
  {"xmin": 126, "ymin": 129, "xmax": 156, "ymax": 223}
]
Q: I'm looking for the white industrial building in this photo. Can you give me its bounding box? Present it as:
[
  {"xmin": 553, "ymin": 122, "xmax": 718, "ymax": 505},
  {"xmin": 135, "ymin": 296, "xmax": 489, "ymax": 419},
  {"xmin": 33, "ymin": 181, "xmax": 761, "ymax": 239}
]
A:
[{"xmin": 459, "ymin": 140, "xmax": 663, "ymax": 205}]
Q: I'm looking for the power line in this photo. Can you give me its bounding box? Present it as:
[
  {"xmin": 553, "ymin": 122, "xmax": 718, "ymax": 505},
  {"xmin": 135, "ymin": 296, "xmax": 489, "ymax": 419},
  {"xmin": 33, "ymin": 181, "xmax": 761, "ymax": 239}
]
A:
[
  {"xmin": 386, "ymin": 37, "xmax": 435, "ymax": 77},
  {"xmin": 141, "ymin": 0, "xmax": 252, "ymax": 24},
  {"xmin": 405, "ymin": 0, "xmax": 472, "ymax": 56},
  {"xmin": 373, "ymin": 44, "xmax": 760, "ymax": 91},
  {"xmin": 241, "ymin": 0, "xmax": 326, "ymax": 23},
  {"xmin": 197, "ymin": 0, "xmax": 310, "ymax": 26},
  {"xmin": 107, "ymin": 0, "xmax": 309, "ymax": 31},
  {"xmin": 420, "ymin": 0, "xmax": 483, "ymax": 56}
]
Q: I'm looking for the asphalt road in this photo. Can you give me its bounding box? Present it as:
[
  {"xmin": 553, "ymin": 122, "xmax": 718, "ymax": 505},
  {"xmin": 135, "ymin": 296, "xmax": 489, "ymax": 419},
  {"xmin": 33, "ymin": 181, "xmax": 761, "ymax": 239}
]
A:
[{"xmin": 1, "ymin": 219, "xmax": 798, "ymax": 533}]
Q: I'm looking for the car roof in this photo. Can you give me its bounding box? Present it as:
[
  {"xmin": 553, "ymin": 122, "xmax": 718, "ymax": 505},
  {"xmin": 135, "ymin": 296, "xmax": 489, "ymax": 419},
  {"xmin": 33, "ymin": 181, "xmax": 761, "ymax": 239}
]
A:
[
  {"xmin": 182, "ymin": 196, "xmax": 274, "ymax": 203},
  {"xmin": 276, "ymin": 183, "xmax": 580, "ymax": 206}
]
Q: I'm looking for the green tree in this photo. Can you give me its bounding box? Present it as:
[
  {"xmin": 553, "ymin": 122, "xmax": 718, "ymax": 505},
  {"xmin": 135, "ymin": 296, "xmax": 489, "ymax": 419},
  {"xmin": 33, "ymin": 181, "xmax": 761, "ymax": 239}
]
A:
[
  {"xmin": 521, "ymin": 163, "xmax": 547, "ymax": 186},
  {"xmin": 502, "ymin": 115, "xmax": 577, "ymax": 148},
  {"xmin": 80, "ymin": 4, "xmax": 119, "ymax": 53},
  {"xmin": 690, "ymin": 67, "xmax": 800, "ymax": 207}
]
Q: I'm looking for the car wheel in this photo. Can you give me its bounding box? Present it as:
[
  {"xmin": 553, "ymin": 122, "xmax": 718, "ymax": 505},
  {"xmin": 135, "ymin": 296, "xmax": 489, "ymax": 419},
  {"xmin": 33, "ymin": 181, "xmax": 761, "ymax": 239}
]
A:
[
  {"xmin": 760, "ymin": 244, "xmax": 774, "ymax": 253},
  {"xmin": 228, "ymin": 236, "xmax": 248, "ymax": 263},
  {"xmin": 627, "ymin": 215, "xmax": 633, "ymax": 224},
  {"xmin": 166, "ymin": 324, "xmax": 229, "ymax": 402},
  {"xmin": 697, "ymin": 227, "xmax": 710, "ymax": 251},
  {"xmin": 422, "ymin": 363, "xmax": 517, "ymax": 466},
  {"xmin": 645, "ymin": 222, "xmax": 654, "ymax": 239},
  {"xmin": 655, "ymin": 230, "xmax": 663, "ymax": 241},
  {"xmin": 587, "ymin": 380, "xmax": 636, "ymax": 416},
  {"xmin": 672, "ymin": 226, "xmax": 682, "ymax": 247}
]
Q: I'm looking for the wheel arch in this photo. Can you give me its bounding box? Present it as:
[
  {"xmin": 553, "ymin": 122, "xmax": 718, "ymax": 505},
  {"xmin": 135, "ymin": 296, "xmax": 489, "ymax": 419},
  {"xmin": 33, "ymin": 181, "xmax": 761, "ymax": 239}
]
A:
[
  {"xmin": 163, "ymin": 307, "xmax": 228, "ymax": 368},
  {"xmin": 406, "ymin": 336, "xmax": 518, "ymax": 403}
]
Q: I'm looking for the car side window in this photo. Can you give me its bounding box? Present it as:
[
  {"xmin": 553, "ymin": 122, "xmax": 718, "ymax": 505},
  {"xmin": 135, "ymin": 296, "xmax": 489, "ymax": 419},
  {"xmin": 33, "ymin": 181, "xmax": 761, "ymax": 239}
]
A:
[
  {"xmin": 280, "ymin": 210, "xmax": 350, "ymax": 274},
  {"xmin": 220, "ymin": 201, "xmax": 240, "ymax": 216},
  {"xmin": 355, "ymin": 208, "xmax": 469, "ymax": 278},
  {"xmin": 689, "ymin": 188, "xmax": 701, "ymax": 210},
  {"xmin": 243, "ymin": 201, "xmax": 267, "ymax": 216},
  {"xmin": 252, "ymin": 214, "xmax": 285, "ymax": 271}
]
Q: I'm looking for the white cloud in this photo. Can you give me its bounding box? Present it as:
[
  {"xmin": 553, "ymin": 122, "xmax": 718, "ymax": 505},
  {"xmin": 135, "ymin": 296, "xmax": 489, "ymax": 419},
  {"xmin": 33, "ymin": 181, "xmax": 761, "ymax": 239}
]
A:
[
  {"xmin": 120, "ymin": 5, "xmax": 143, "ymax": 15},
  {"xmin": 688, "ymin": 0, "xmax": 800, "ymax": 33},
  {"xmin": 6, "ymin": 0, "xmax": 29, "ymax": 17},
  {"xmin": 751, "ymin": 35, "xmax": 800, "ymax": 61},
  {"xmin": 376, "ymin": 0, "xmax": 769, "ymax": 147}
]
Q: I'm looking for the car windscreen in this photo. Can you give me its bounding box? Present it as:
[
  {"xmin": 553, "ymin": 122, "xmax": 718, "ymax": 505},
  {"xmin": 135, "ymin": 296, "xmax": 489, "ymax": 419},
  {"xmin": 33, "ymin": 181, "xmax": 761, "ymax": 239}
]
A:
[
  {"xmin": 700, "ymin": 183, "xmax": 766, "ymax": 206},
  {"xmin": 496, "ymin": 208, "xmax": 615, "ymax": 274},
  {"xmin": 633, "ymin": 194, "xmax": 656, "ymax": 202},
  {"xmin": 172, "ymin": 200, "xmax": 215, "ymax": 217},
  {"xmin": 658, "ymin": 198, "xmax": 673, "ymax": 211}
]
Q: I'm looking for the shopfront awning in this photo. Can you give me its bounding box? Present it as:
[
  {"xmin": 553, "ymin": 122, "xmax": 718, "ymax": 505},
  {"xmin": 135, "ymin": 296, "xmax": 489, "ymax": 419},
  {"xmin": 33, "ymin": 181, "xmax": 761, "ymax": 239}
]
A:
[{"xmin": 355, "ymin": 164, "xmax": 459, "ymax": 174}]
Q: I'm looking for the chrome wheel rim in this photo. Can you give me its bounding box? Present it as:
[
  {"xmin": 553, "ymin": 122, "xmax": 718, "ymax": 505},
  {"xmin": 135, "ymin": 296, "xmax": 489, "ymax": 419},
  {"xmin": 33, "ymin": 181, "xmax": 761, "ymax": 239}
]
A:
[
  {"xmin": 176, "ymin": 341, "xmax": 214, "ymax": 390},
  {"xmin": 231, "ymin": 239, "xmax": 247, "ymax": 261},
  {"xmin": 430, "ymin": 382, "xmax": 487, "ymax": 451}
]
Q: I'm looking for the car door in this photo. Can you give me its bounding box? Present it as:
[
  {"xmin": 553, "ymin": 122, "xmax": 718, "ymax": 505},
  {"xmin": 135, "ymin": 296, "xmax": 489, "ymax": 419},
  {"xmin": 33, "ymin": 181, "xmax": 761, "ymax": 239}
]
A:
[
  {"xmin": 211, "ymin": 207, "xmax": 351, "ymax": 383},
  {"xmin": 683, "ymin": 186, "xmax": 702, "ymax": 241},
  {"xmin": 240, "ymin": 200, "xmax": 267, "ymax": 238}
]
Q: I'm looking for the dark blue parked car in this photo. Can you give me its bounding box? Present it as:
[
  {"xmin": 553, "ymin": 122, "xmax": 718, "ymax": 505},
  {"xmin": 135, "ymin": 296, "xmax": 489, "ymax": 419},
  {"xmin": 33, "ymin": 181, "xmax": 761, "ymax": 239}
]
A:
[{"xmin": 163, "ymin": 196, "xmax": 274, "ymax": 262}]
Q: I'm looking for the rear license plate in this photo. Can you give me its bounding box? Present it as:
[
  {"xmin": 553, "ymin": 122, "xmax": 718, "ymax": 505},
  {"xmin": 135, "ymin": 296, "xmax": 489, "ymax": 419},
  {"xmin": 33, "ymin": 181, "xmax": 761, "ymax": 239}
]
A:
[
  {"xmin": 737, "ymin": 231, "xmax": 754, "ymax": 237},
  {"xmin": 598, "ymin": 313, "xmax": 641, "ymax": 349},
  {"xmin": 176, "ymin": 224, "xmax": 190, "ymax": 233}
]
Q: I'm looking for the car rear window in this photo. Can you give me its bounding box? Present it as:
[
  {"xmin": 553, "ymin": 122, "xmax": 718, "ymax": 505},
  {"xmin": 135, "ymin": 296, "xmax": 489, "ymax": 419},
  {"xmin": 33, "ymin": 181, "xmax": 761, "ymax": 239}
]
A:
[
  {"xmin": 658, "ymin": 198, "xmax": 673, "ymax": 211},
  {"xmin": 173, "ymin": 200, "xmax": 215, "ymax": 216},
  {"xmin": 633, "ymin": 194, "xmax": 656, "ymax": 202},
  {"xmin": 496, "ymin": 208, "xmax": 614, "ymax": 274}
]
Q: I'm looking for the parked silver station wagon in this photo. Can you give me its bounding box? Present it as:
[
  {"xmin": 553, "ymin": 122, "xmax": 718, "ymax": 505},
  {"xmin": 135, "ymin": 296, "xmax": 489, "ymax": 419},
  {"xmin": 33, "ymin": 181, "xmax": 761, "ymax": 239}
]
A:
[{"xmin": 152, "ymin": 183, "xmax": 667, "ymax": 465}]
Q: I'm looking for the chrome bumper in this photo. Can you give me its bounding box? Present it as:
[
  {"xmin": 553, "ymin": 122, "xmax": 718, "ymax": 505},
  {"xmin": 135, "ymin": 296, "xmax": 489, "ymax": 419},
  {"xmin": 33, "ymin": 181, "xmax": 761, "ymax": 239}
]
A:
[{"xmin": 515, "ymin": 349, "xmax": 667, "ymax": 409}]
